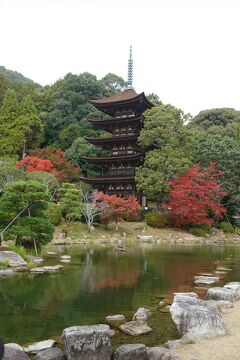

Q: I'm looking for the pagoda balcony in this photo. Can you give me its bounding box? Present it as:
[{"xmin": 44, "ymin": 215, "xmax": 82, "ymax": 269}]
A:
[
  {"xmin": 104, "ymin": 169, "xmax": 135, "ymax": 177},
  {"xmin": 85, "ymin": 134, "xmax": 139, "ymax": 149},
  {"xmin": 82, "ymin": 152, "xmax": 143, "ymax": 164},
  {"xmin": 88, "ymin": 116, "xmax": 143, "ymax": 134},
  {"xmin": 80, "ymin": 175, "xmax": 135, "ymax": 184}
]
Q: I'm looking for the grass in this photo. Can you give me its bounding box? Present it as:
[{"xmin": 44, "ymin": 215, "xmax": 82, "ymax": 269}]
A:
[
  {"xmin": 0, "ymin": 258, "xmax": 10, "ymax": 269},
  {"xmin": 9, "ymin": 244, "xmax": 30, "ymax": 260}
]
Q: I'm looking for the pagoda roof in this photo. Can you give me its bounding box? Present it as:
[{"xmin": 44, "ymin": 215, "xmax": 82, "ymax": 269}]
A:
[
  {"xmin": 80, "ymin": 176, "xmax": 135, "ymax": 184},
  {"xmin": 90, "ymin": 89, "xmax": 154, "ymax": 116},
  {"xmin": 82, "ymin": 153, "xmax": 142, "ymax": 164}
]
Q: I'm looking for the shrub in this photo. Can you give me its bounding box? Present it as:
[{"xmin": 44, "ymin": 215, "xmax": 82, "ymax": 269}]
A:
[
  {"xmin": 220, "ymin": 221, "xmax": 234, "ymax": 233},
  {"xmin": 235, "ymin": 227, "xmax": 240, "ymax": 235},
  {"xmin": 145, "ymin": 212, "xmax": 169, "ymax": 228},
  {"xmin": 189, "ymin": 227, "xmax": 207, "ymax": 237},
  {"xmin": 46, "ymin": 202, "xmax": 62, "ymax": 225}
]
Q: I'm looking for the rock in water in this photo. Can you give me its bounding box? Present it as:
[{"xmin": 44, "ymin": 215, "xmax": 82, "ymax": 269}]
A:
[
  {"xmin": 194, "ymin": 276, "xmax": 219, "ymax": 285},
  {"xmin": 3, "ymin": 346, "xmax": 30, "ymax": 359},
  {"xmin": 0, "ymin": 251, "xmax": 27, "ymax": 267},
  {"xmin": 133, "ymin": 307, "xmax": 152, "ymax": 321},
  {"xmin": 170, "ymin": 294, "xmax": 226, "ymax": 339},
  {"xmin": 119, "ymin": 321, "xmax": 152, "ymax": 336},
  {"xmin": 0, "ymin": 269, "xmax": 14, "ymax": 277},
  {"xmin": 33, "ymin": 347, "xmax": 65, "ymax": 360},
  {"xmin": 113, "ymin": 344, "xmax": 147, "ymax": 360},
  {"xmin": 62, "ymin": 324, "xmax": 111, "ymax": 360},
  {"xmin": 105, "ymin": 314, "xmax": 126, "ymax": 328},
  {"xmin": 147, "ymin": 346, "xmax": 180, "ymax": 360},
  {"xmin": 24, "ymin": 340, "xmax": 56, "ymax": 354},
  {"xmin": 206, "ymin": 287, "xmax": 240, "ymax": 301}
]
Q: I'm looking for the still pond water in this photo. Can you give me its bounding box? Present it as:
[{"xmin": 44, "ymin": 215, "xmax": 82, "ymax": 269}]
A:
[{"xmin": 1, "ymin": 243, "xmax": 240, "ymax": 347}]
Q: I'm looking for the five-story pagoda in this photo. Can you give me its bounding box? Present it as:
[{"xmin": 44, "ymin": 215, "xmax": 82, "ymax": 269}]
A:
[{"xmin": 81, "ymin": 47, "xmax": 154, "ymax": 196}]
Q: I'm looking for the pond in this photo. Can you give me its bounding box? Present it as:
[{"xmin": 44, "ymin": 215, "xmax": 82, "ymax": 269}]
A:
[{"xmin": 0, "ymin": 243, "xmax": 239, "ymax": 347}]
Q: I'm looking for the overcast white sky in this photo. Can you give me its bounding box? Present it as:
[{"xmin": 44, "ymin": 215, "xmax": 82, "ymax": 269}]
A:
[{"xmin": 0, "ymin": 0, "xmax": 239, "ymax": 115}]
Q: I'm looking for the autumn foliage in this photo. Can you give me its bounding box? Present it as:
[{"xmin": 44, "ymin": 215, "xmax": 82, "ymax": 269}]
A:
[
  {"xmin": 29, "ymin": 148, "xmax": 80, "ymax": 182},
  {"xmin": 165, "ymin": 163, "xmax": 226, "ymax": 226},
  {"xmin": 94, "ymin": 191, "xmax": 141, "ymax": 227},
  {"xmin": 17, "ymin": 156, "xmax": 53, "ymax": 173}
]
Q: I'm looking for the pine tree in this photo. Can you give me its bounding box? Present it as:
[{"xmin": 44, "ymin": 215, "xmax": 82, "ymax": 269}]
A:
[
  {"xmin": 59, "ymin": 183, "xmax": 82, "ymax": 222},
  {"xmin": 0, "ymin": 180, "xmax": 54, "ymax": 252}
]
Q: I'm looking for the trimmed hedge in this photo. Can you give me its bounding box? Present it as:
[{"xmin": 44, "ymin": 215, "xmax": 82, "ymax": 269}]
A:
[
  {"xmin": 219, "ymin": 221, "xmax": 234, "ymax": 233},
  {"xmin": 189, "ymin": 227, "xmax": 208, "ymax": 237}
]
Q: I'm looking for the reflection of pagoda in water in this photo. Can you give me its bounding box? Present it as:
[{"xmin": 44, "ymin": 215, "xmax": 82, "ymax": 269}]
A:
[{"xmin": 81, "ymin": 47, "xmax": 154, "ymax": 196}]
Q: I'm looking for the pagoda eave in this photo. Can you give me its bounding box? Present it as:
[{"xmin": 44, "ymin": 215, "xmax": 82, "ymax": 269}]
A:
[{"xmin": 85, "ymin": 134, "xmax": 138, "ymax": 148}]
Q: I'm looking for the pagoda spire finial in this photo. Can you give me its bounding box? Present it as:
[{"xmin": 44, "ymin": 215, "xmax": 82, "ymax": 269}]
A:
[{"xmin": 127, "ymin": 45, "xmax": 133, "ymax": 89}]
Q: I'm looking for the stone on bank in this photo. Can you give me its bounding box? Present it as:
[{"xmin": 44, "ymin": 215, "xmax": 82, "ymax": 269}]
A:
[{"xmin": 62, "ymin": 324, "xmax": 111, "ymax": 360}]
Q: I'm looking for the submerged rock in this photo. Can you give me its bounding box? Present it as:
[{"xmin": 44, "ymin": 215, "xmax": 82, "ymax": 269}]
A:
[
  {"xmin": 27, "ymin": 255, "xmax": 44, "ymax": 263},
  {"xmin": 61, "ymin": 255, "xmax": 71, "ymax": 260},
  {"xmin": 62, "ymin": 324, "xmax": 111, "ymax": 360},
  {"xmin": 147, "ymin": 346, "xmax": 180, "ymax": 360},
  {"xmin": 105, "ymin": 314, "xmax": 126, "ymax": 328},
  {"xmin": 30, "ymin": 267, "xmax": 46, "ymax": 273},
  {"xmin": 3, "ymin": 346, "xmax": 30, "ymax": 360},
  {"xmin": 194, "ymin": 276, "xmax": 219, "ymax": 285},
  {"xmin": 42, "ymin": 265, "xmax": 63, "ymax": 271},
  {"xmin": 133, "ymin": 307, "xmax": 152, "ymax": 321},
  {"xmin": 137, "ymin": 235, "xmax": 153, "ymax": 241},
  {"xmin": 0, "ymin": 268, "xmax": 14, "ymax": 277},
  {"xmin": 170, "ymin": 294, "xmax": 226, "ymax": 339},
  {"xmin": 0, "ymin": 251, "xmax": 27, "ymax": 267},
  {"xmin": 119, "ymin": 320, "xmax": 152, "ymax": 336},
  {"xmin": 113, "ymin": 344, "xmax": 147, "ymax": 360},
  {"xmin": 33, "ymin": 347, "xmax": 65, "ymax": 360},
  {"xmin": 24, "ymin": 340, "xmax": 56, "ymax": 354},
  {"xmin": 206, "ymin": 287, "xmax": 240, "ymax": 302}
]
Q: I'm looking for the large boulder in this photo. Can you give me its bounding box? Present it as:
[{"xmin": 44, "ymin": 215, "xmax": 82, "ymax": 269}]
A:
[
  {"xmin": 133, "ymin": 307, "xmax": 152, "ymax": 321},
  {"xmin": 0, "ymin": 251, "xmax": 27, "ymax": 267},
  {"xmin": 113, "ymin": 344, "xmax": 147, "ymax": 360},
  {"xmin": 224, "ymin": 282, "xmax": 240, "ymax": 290},
  {"xmin": 170, "ymin": 294, "xmax": 226, "ymax": 339},
  {"xmin": 206, "ymin": 287, "xmax": 240, "ymax": 301},
  {"xmin": 147, "ymin": 346, "xmax": 181, "ymax": 360},
  {"xmin": 34, "ymin": 347, "xmax": 65, "ymax": 360},
  {"xmin": 3, "ymin": 345, "xmax": 30, "ymax": 360},
  {"xmin": 119, "ymin": 321, "xmax": 152, "ymax": 336},
  {"xmin": 62, "ymin": 324, "xmax": 111, "ymax": 360},
  {"xmin": 24, "ymin": 340, "xmax": 56, "ymax": 354},
  {"xmin": 105, "ymin": 314, "xmax": 126, "ymax": 328}
]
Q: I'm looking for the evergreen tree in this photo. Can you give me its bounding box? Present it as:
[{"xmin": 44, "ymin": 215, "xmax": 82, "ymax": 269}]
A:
[
  {"xmin": 59, "ymin": 183, "xmax": 82, "ymax": 222},
  {"xmin": 0, "ymin": 181, "xmax": 54, "ymax": 251}
]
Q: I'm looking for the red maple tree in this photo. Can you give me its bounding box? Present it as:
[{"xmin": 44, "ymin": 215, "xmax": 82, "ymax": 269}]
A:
[
  {"xmin": 164, "ymin": 163, "xmax": 226, "ymax": 226},
  {"xmin": 29, "ymin": 148, "xmax": 80, "ymax": 182},
  {"xmin": 17, "ymin": 156, "xmax": 53, "ymax": 173},
  {"xmin": 94, "ymin": 191, "xmax": 141, "ymax": 230}
]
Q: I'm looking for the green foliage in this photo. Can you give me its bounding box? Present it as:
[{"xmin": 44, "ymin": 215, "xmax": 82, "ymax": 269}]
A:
[
  {"xmin": 138, "ymin": 104, "xmax": 185, "ymax": 150},
  {"xmin": 27, "ymin": 171, "xmax": 59, "ymax": 196},
  {"xmin": 0, "ymin": 258, "xmax": 10, "ymax": 269},
  {"xmin": 59, "ymin": 124, "xmax": 82, "ymax": 150},
  {"xmin": 59, "ymin": 183, "xmax": 82, "ymax": 222},
  {"xmin": 0, "ymin": 157, "xmax": 26, "ymax": 193},
  {"xmin": 191, "ymin": 108, "xmax": 240, "ymax": 132},
  {"xmin": 0, "ymin": 180, "xmax": 54, "ymax": 250},
  {"xmin": 64, "ymin": 137, "xmax": 109, "ymax": 176},
  {"xmin": 219, "ymin": 221, "xmax": 234, "ymax": 233},
  {"xmin": 0, "ymin": 74, "xmax": 9, "ymax": 107},
  {"xmin": 145, "ymin": 212, "xmax": 169, "ymax": 228},
  {"xmin": 188, "ymin": 228, "xmax": 208, "ymax": 237},
  {"xmin": 136, "ymin": 148, "xmax": 192, "ymax": 202},
  {"xmin": 0, "ymin": 65, "xmax": 33, "ymax": 83},
  {"xmin": 0, "ymin": 90, "xmax": 43, "ymax": 156},
  {"xmin": 46, "ymin": 202, "xmax": 62, "ymax": 225}
]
